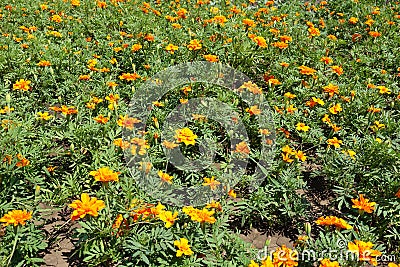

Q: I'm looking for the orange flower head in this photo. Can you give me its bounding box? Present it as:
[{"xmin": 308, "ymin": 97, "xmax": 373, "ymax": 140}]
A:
[
  {"xmin": 89, "ymin": 167, "xmax": 120, "ymax": 182},
  {"xmin": 0, "ymin": 210, "xmax": 32, "ymax": 227},
  {"xmin": 351, "ymin": 194, "xmax": 376, "ymax": 213},
  {"xmin": 298, "ymin": 65, "xmax": 317, "ymax": 75},
  {"xmin": 13, "ymin": 79, "xmax": 31, "ymax": 91},
  {"xmin": 348, "ymin": 240, "xmax": 381, "ymax": 266},
  {"xmin": 174, "ymin": 127, "xmax": 197, "ymax": 146},
  {"xmin": 69, "ymin": 193, "xmax": 105, "ymax": 220}
]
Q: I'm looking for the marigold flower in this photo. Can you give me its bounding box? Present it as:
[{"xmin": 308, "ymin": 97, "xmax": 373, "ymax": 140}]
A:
[
  {"xmin": 79, "ymin": 75, "xmax": 90, "ymax": 81},
  {"xmin": 159, "ymin": 210, "xmax": 178, "ymax": 228},
  {"xmin": 298, "ymin": 65, "xmax": 316, "ymax": 75},
  {"xmin": 320, "ymin": 56, "xmax": 333, "ymax": 65},
  {"xmin": 165, "ymin": 43, "xmax": 179, "ymax": 54},
  {"xmin": 187, "ymin": 39, "xmax": 202, "ymax": 51},
  {"xmin": 351, "ymin": 194, "xmax": 376, "ymax": 213},
  {"xmin": 234, "ymin": 141, "xmax": 250, "ymax": 154},
  {"xmin": 174, "ymin": 238, "xmax": 193, "ymax": 257},
  {"xmin": 203, "ymin": 176, "xmax": 221, "ymax": 190},
  {"xmin": 158, "ymin": 170, "xmax": 173, "ymax": 184},
  {"xmin": 315, "ymin": 216, "xmax": 352, "ymax": 230},
  {"xmin": 243, "ymin": 18, "xmax": 256, "ymax": 27},
  {"xmin": 37, "ymin": 60, "xmax": 51, "ymax": 67},
  {"xmin": 395, "ymin": 189, "xmax": 400, "ymax": 198},
  {"xmin": 330, "ymin": 65, "xmax": 343, "ymax": 76},
  {"xmin": 90, "ymin": 167, "xmax": 120, "ymax": 182},
  {"xmin": 296, "ymin": 122, "xmax": 310, "ymax": 132},
  {"xmin": 306, "ymin": 97, "xmax": 325, "ymax": 108},
  {"xmin": 308, "ymin": 27, "xmax": 320, "ymax": 37},
  {"xmin": 272, "ymin": 41, "xmax": 288, "ymax": 49},
  {"xmin": 295, "ymin": 150, "xmax": 307, "ymax": 161},
  {"xmin": 327, "ymin": 137, "xmax": 342, "ymax": 148},
  {"xmin": 280, "ymin": 62, "xmax": 290, "ymax": 67},
  {"xmin": 282, "ymin": 153, "xmax": 294, "ymax": 163},
  {"xmin": 240, "ymin": 81, "xmax": 262, "ymax": 94},
  {"xmin": 71, "ymin": 0, "xmax": 80, "ymax": 7},
  {"xmin": 319, "ymin": 258, "xmax": 341, "ymax": 267},
  {"xmin": 246, "ymin": 105, "xmax": 261, "ymax": 116},
  {"xmin": 69, "ymin": 193, "xmax": 105, "ymax": 220},
  {"xmin": 203, "ymin": 54, "xmax": 218, "ymax": 62},
  {"xmin": 162, "ymin": 140, "xmax": 179, "ymax": 149},
  {"xmin": 16, "ymin": 154, "xmax": 30, "ymax": 167},
  {"xmin": 368, "ymin": 31, "xmax": 381, "ymax": 38},
  {"xmin": 228, "ymin": 189, "xmax": 236, "ymax": 198},
  {"xmin": 0, "ymin": 210, "xmax": 32, "ymax": 227},
  {"xmin": 37, "ymin": 111, "xmax": 52, "ymax": 120},
  {"xmin": 131, "ymin": 44, "xmax": 142, "ymax": 52},
  {"xmin": 327, "ymin": 34, "xmax": 337, "ymax": 41},
  {"xmin": 174, "ymin": 127, "xmax": 197, "ymax": 146},
  {"xmin": 97, "ymin": 1, "xmax": 107, "ymax": 8},
  {"xmin": 113, "ymin": 138, "xmax": 130, "ymax": 150},
  {"xmin": 13, "ymin": 79, "xmax": 31, "ymax": 91},
  {"xmin": 329, "ymin": 103, "xmax": 342, "ymax": 114},
  {"xmin": 93, "ymin": 114, "xmax": 109, "ymax": 124},
  {"xmin": 376, "ymin": 85, "xmax": 391, "ymax": 94},
  {"xmin": 182, "ymin": 206, "xmax": 216, "ymax": 224},
  {"xmin": 388, "ymin": 263, "xmax": 400, "ymax": 267},
  {"xmin": 248, "ymin": 260, "xmax": 259, "ymax": 267},
  {"xmin": 252, "ymin": 36, "xmax": 267, "ymax": 48},
  {"xmin": 349, "ymin": 17, "xmax": 358, "ymax": 24},
  {"xmin": 119, "ymin": 73, "xmax": 141, "ymax": 81},
  {"xmin": 117, "ymin": 115, "xmax": 141, "ymax": 130},
  {"xmin": 272, "ymin": 245, "xmax": 298, "ymax": 267},
  {"xmin": 51, "ymin": 14, "xmax": 62, "ymax": 23},
  {"xmin": 348, "ymin": 240, "xmax": 381, "ymax": 266}
]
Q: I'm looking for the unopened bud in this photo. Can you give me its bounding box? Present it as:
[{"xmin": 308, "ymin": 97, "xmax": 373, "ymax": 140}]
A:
[
  {"xmin": 5, "ymin": 93, "xmax": 11, "ymax": 104},
  {"xmin": 305, "ymin": 222, "xmax": 312, "ymax": 236}
]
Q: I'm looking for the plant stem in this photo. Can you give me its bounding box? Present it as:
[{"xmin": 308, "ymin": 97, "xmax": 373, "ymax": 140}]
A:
[{"xmin": 7, "ymin": 226, "xmax": 19, "ymax": 267}]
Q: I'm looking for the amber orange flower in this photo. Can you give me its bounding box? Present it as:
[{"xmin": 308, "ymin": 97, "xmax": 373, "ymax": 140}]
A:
[
  {"xmin": 351, "ymin": 194, "xmax": 376, "ymax": 213},
  {"xmin": 395, "ymin": 189, "xmax": 400, "ymax": 198},
  {"xmin": 246, "ymin": 105, "xmax": 261, "ymax": 116},
  {"xmin": 203, "ymin": 176, "xmax": 221, "ymax": 190},
  {"xmin": 89, "ymin": 167, "xmax": 120, "ymax": 182},
  {"xmin": 272, "ymin": 245, "xmax": 298, "ymax": 267},
  {"xmin": 298, "ymin": 65, "xmax": 316, "ymax": 75},
  {"xmin": 234, "ymin": 141, "xmax": 250, "ymax": 154},
  {"xmin": 203, "ymin": 54, "xmax": 218, "ymax": 62},
  {"xmin": 158, "ymin": 170, "xmax": 173, "ymax": 184},
  {"xmin": 182, "ymin": 206, "xmax": 216, "ymax": 224},
  {"xmin": 174, "ymin": 127, "xmax": 197, "ymax": 146},
  {"xmin": 319, "ymin": 258, "xmax": 341, "ymax": 267},
  {"xmin": 330, "ymin": 65, "xmax": 343, "ymax": 76},
  {"xmin": 323, "ymin": 83, "xmax": 339, "ymax": 98},
  {"xmin": 327, "ymin": 137, "xmax": 342, "ymax": 148},
  {"xmin": 93, "ymin": 114, "xmax": 109, "ymax": 124},
  {"xmin": 0, "ymin": 210, "xmax": 32, "ymax": 227},
  {"xmin": 37, "ymin": 60, "xmax": 51, "ymax": 67},
  {"xmin": 13, "ymin": 79, "xmax": 31, "ymax": 91},
  {"xmin": 272, "ymin": 41, "xmax": 288, "ymax": 49},
  {"xmin": 69, "ymin": 193, "xmax": 105, "ymax": 220},
  {"xmin": 119, "ymin": 73, "xmax": 141, "ymax": 81},
  {"xmin": 315, "ymin": 216, "xmax": 352, "ymax": 230},
  {"xmin": 348, "ymin": 240, "xmax": 381, "ymax": 266},
  {"xmin": 252, "ymin": 36, "xmax": 267, "ymax": 48}
]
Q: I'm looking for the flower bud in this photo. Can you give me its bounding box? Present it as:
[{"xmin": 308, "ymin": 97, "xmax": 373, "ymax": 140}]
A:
[{"xmin": 305, "ymin": 222, "xmax": 312, "ymax": 236}]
